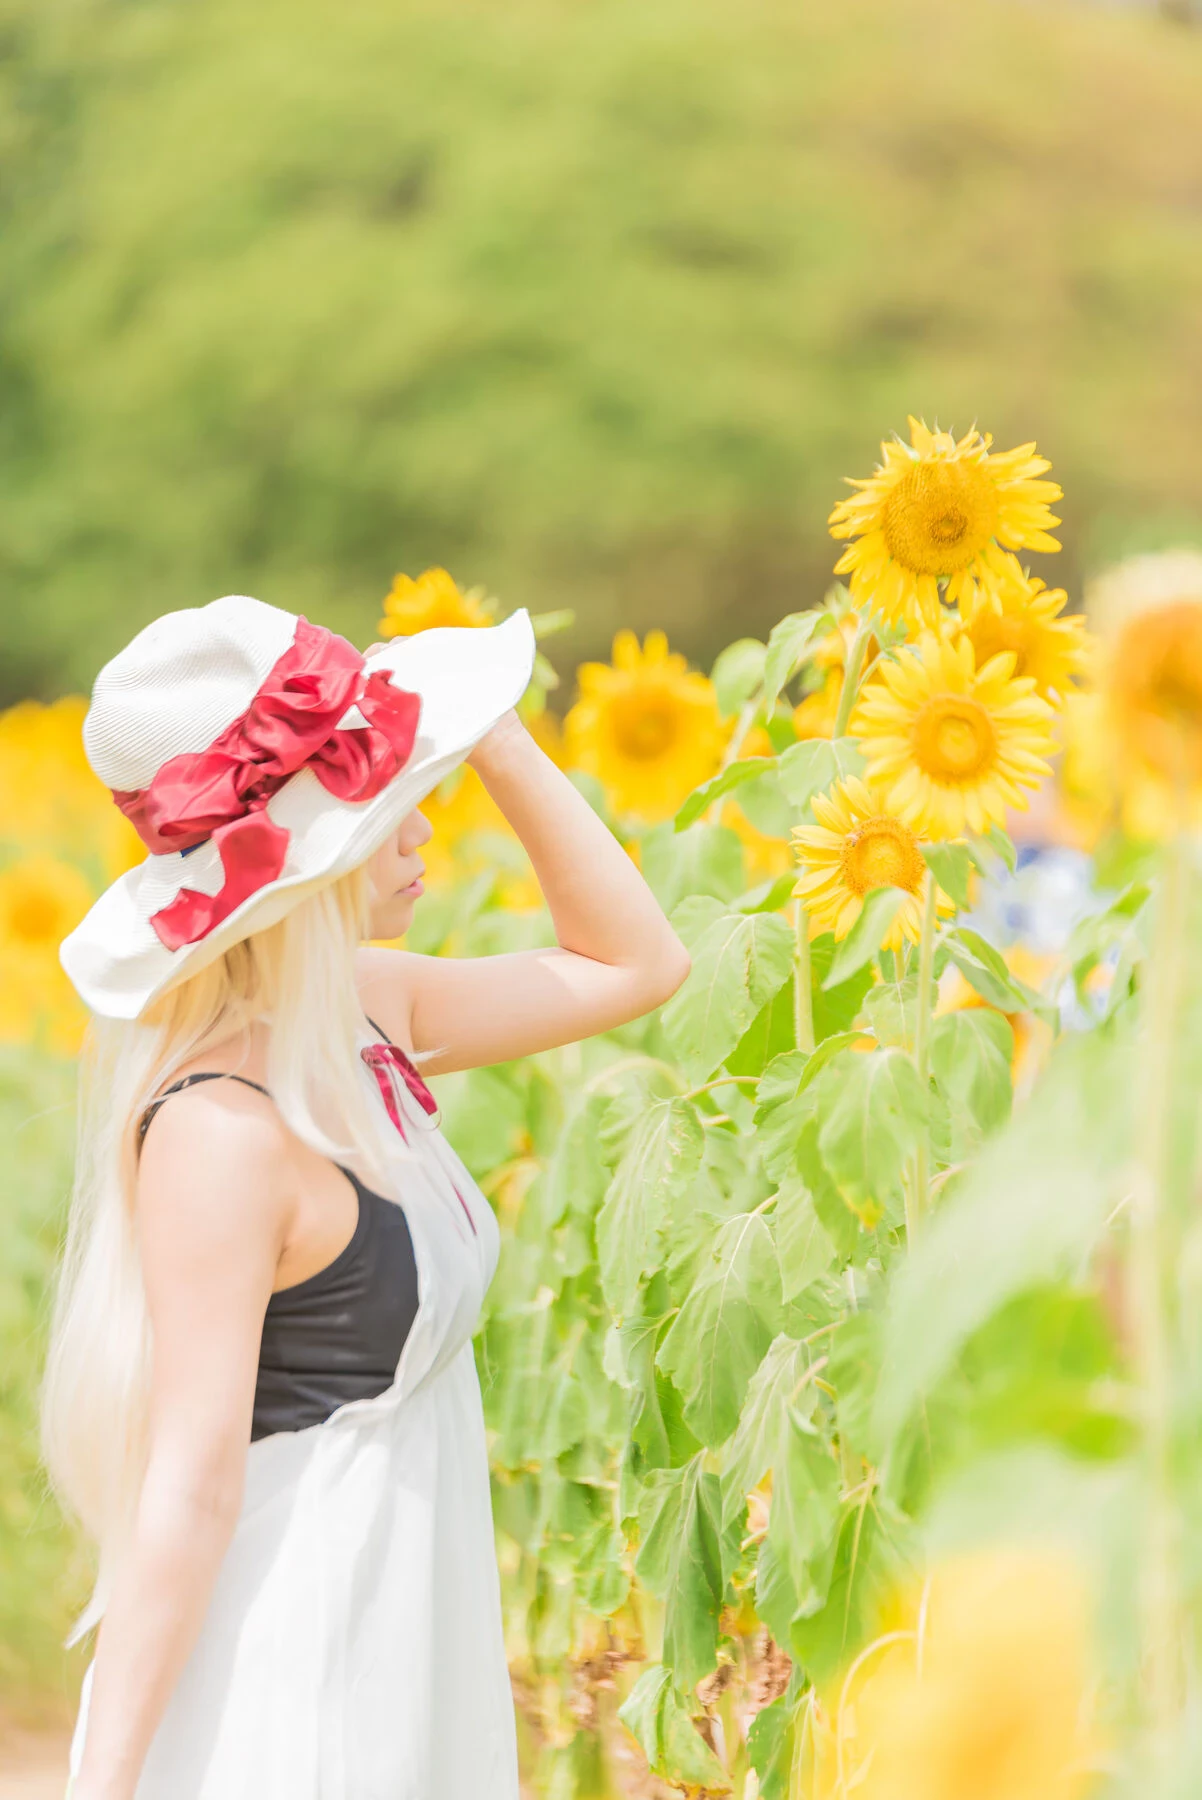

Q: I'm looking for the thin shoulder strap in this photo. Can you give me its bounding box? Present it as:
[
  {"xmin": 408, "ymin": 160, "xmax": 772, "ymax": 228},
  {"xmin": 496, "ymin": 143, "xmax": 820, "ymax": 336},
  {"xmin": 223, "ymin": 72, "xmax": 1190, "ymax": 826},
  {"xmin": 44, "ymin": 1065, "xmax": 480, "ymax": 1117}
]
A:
[
  {"xmin": 365, "ymin": 1015, "xmax": 393, "ymax": 1044},
  {"xmin": 137, "ymin": 1071, "xmax": 272, "ymax": 1152}
]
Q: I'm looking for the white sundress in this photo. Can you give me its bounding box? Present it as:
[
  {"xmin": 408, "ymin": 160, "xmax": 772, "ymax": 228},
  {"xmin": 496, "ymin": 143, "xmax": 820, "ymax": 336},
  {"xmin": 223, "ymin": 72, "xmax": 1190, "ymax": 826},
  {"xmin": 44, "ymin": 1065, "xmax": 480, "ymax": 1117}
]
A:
[{"xmin": 68, "ymin": 1036, "xmax": 519, "ymax": 1800}]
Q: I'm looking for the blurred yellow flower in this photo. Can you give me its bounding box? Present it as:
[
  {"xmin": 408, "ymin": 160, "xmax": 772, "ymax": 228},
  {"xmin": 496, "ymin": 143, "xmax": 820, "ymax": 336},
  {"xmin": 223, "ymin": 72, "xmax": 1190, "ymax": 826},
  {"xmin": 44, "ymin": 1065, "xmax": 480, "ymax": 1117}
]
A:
[
  {"xmin": 964, "ymin": 571, "xmax": 1090, "ymax": 703},
  {"xmin": 851, "ymin": 632, "xmax": 1057, "ymax": 839},
  {"xmin": 793, "ymin": 777, "xmax": 950, "ymax": 948},
  {"xmin": 829, "ymin": 419, "xmax": 1061, "ymax": 631},
  {"xmin": 1108, "ymin": 597, "xmax": 1202, "ymax": 797},
  {"xmin": 847, "ymin": 1549, "xmax": 1097, "ymax": 1800},
  {"xmin": 378, "ymin": 567, "xmax": 496, "ymax": 638},
  {"xmin": 564, "ymin": 629, "xmax": 727, "ymax": 821},
  {"xmin": 0, "ymin": 855, "xmax": 94, "ymax": 1051},
  {"xmin": 0, "ymin": 696, "xmax": 143, "ymax": 879},
  {"xmin": 793, "ymin": 675, "xmax": 841, "ymax": 741}
]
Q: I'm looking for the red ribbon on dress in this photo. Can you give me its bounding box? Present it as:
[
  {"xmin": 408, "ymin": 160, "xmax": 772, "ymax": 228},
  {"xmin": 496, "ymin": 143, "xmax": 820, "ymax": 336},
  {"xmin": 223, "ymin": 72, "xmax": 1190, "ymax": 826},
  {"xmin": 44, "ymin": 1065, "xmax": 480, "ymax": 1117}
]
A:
[
  {"xmin": 112, "ymin": 618, "xmax": 421, "ymax": 952},
  {"xmin": 360, "ymin": 1042, "xmax": 440, "ymax": 1141}
]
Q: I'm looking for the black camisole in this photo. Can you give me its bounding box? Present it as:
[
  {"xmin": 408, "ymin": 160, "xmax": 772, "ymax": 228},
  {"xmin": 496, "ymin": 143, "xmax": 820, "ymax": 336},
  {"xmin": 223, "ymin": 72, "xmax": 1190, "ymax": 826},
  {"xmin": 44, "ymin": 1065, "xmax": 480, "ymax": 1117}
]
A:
[{"xmin": 138, "ymin": 1067, "xmax": 420, "ymax": 1443}]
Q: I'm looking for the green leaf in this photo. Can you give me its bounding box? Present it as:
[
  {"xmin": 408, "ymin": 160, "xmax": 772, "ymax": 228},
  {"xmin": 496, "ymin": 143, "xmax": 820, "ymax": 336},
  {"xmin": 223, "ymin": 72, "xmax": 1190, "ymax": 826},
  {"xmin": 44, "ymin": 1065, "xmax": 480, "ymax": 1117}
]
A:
[
  {"xmin": 736, "ymin": 769, "xmax": 796, "ymax": 840},
  {"xmin": 674, "ymin": 756, "xmax": 776, "ymax": 831},
  {"xmin": 812, "ymin": 1048, "xmax": 928, "ymax": 1226},
  {"xmin": 747, "ymin": 1693, "xmax": 801, "ymax": 1800},
  {"xmin": 618, "ymin": 1664, "xmax": 732, "ymax": 1791},
  {"xmin": 752, "ymin": 1037, "xmax": 858, "ymax": 1182},
  {"xmin": 873, "ymin": 1032, "xmax": 1135, "ymax": 1449},
  {"xmin": 737, "ymin": 873, "xmax": 797, "ymax": 915},
  {"xmin": 543, "ymin": 1090, "xmax": 614, "ymax": 1227},
  {"xmin": 776, "ymin": 735, "xmax": 865, "ymax": 811},
  {"xmin": 809, "ymin": 932, "xmax": 877, "ymax": 1043},
  {"xmin": 641, "ymin": 820, "xmax": 746, "ymax": 914},
  {"xmin": 529, "ymin": 607, "xmax": 576, "ymax": 640},
  {"xmin": 596, "ymin": 1099, "xmax": 705, "ymax": 1317},
  {"xmin": 669, "ymin": 893, "xmax": 729, "ymax": 951},
  {"xmin": 663, "ymin": 910, "xmax": 795, "ymax": 1082},
  {"xmin": 788, "ymin": 1491, "xmax": 912, "ymax": 1679},
  {"xmin": 711, "ymin": 636, "xmax": 768, "ymax": 716},
  {"xmin": 987, "ymin": 824, "xmax": 1018, "ymax": 873},
  {"xmin": 921, "ymin": 841, "xmax": 974, "ymax": 911},
  {"xmin": 615, "ymin": 1297, "xmax": 702, "ymax": 1476},
  {"xmin": 773, "ymin": 1176, "xmax": 837, "ymax": 1300},
  {"xmin": 636, "ymin": 1456, "xmax": 729, "ymax": 1688},
  {"xmin": 929, "ymin": 1007, "xmax": 1013, "ymax": 1161},
  {"xmin": 944, "ymin": 926, "xmax": 1050, "ymax": 1019},
  {"xmin": 822, "ymin": 887, "xmax": 907, "ymax": 988},
  {"xmin": 767, "ymin": 1411, "xmax": 841, "ymax": 1614},
  {"xmin": 726, "ymin": 977, "xmax": 798, "ymax": 1079},
  {"xmin": 658, "ymin": 1210, "xmax": 782, "ymax": 1444},
  {"xmin": 828, "ymin": 1308, "xmax": 883, "ymax": 1461},
  {"xmin": 797, "ymin": 1124, "xmax": 862, "ymax": 1263},
  {"xmin": 720, "ymin": 1332, "xmax": 818, "ymax": 1528},
  {"xmin": 860, "ymin": 973, "xmax": 919, "ymax": 1050},
  {"xmin": 763, "ymin": 609, "xmax": 833, "ymax": 711}
]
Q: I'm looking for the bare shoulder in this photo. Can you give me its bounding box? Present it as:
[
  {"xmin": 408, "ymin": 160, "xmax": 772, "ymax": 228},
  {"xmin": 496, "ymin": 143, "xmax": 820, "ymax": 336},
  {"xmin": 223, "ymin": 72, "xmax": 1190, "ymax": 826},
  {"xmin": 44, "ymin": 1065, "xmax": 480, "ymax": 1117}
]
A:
[
  {"xmin": 136, "ymin": 1077, "xmax": 293, "ymax": 1290},
  {"xmin": 355, "ymin": 944, "xmax": 420, "ymax": 1051}
]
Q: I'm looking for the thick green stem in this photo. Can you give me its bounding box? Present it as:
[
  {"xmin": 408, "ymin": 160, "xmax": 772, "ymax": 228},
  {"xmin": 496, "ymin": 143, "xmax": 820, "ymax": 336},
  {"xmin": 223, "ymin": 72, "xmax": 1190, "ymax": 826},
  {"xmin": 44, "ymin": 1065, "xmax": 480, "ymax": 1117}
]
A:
[
  {"xmin": 793, "ymin": 902, "xmax": 815, "ymax": 1054},
  {"xmin": 906, "ymin": 873, "xmax": 939, "ymax": 1244},
  {"xmin": 831, "ymin": 615, "xmax": 873, "ymax": 740},
  {"xmin": 1132, "ymin": 832, "xmax": 1190, "ymax": 1747}
]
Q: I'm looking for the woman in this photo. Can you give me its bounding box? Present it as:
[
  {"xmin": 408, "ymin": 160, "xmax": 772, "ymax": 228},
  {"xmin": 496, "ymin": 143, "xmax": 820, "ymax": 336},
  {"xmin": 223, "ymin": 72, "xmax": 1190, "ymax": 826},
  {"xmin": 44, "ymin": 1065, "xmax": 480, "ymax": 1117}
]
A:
[{"xmin": 45, "ymin": 593, "xmax": 690, "ymax": 1800}]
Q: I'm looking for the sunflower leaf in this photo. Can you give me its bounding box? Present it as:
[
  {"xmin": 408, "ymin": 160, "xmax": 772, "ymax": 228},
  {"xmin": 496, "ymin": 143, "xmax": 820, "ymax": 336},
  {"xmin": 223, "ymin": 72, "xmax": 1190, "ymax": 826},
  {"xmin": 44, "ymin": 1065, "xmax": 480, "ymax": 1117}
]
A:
[
  {"xmin": 657, "ymin": 1208, "xmax": 782, "ymax": 1444},
  {"xmin": 673, "ymin": 757, "xmax": 776, "ymax": 832},
  {"xmin": 944, "ymin": 926, "xmax": 1052, "ymax": 1021},
  {"xmin": 596, "ymin": 1098, "xmax": 705, "ymax": 1317},
  {"xmin": 920, "ymin": 842, "xmax": 974, "ymax": 912},
  {"xmin": 618, "ymin": 1664, "xmax": 732, "ymax": 1792},
  {"xmin": 821, "ymin": 887, "xmax": 908, "ymax": 988},
  {"xmin": 711, "ymin": 637, "xmax": 768, "ymax": 716},
  {"xmin": 662, "ymin": 910, "xmax": 795, "ymax": 1081},
  {"xmin": 763, "ymin": 610, "xmax": 834, "ymax": 712},
  {"xmin": 811, "ymin": 1047, "xmax": 929, "ymax": 1225},
  {"xmin": 777, "ymin": 736, "xmax": 865, "ymax": 812},
  {"xmin": 642, "ymin": 820, "xmax": 746, "ymax": 913}
]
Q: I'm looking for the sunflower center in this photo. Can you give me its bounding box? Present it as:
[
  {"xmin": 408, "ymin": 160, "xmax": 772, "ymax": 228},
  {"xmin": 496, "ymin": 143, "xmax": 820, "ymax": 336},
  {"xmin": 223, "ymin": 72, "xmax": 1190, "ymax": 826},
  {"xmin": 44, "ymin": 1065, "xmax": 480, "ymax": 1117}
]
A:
[
  {"xmin": 882, "ymin": 459, "xmax": 999, "ymax": 577},
  {"xmin": 611, "ymin": 694, "xmax": 679, "ymax": 761},
  {"xmin": 839, "ymin": 815, "xmax": 926, "ymax": 898},
  {"xmin": 970, "ymin": 612, "xmax": 1031, "ymax": 680},
  {"xmin": 6, "ymin": 888, "xmax": 65, "ymax": 946},
  {"xmin": 912, "ymin": 695, "xmax": 997, "ymax": 780}
]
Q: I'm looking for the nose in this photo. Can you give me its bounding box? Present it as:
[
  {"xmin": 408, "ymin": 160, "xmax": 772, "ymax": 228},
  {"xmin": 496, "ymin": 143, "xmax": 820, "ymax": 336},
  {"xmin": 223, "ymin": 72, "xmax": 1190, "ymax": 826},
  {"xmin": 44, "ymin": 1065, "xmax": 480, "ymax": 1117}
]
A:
[{"xmin": 400, "ymin": 808, "xmax": 434, "ymax": 853}]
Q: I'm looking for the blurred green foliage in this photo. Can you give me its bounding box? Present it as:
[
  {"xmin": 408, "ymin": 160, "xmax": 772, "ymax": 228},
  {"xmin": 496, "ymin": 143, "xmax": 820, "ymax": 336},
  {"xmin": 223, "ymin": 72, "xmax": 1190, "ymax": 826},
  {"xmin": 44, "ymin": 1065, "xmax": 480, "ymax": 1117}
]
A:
[
  {"xmin": 0, "ymin": 1049, "xmax": 89, "ymax": 1720},
  {"xmin": 2, "ymin": 0, "xmax": 1202, "ymax": 699}
]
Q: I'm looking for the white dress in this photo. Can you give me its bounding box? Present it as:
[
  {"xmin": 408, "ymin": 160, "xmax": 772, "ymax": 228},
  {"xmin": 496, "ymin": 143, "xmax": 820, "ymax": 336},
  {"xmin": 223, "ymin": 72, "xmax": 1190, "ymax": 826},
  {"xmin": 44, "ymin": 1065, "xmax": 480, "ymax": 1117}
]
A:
[{"xmin": 69, "ymin": 1041, "xmax": 519, "ymax": 1800}]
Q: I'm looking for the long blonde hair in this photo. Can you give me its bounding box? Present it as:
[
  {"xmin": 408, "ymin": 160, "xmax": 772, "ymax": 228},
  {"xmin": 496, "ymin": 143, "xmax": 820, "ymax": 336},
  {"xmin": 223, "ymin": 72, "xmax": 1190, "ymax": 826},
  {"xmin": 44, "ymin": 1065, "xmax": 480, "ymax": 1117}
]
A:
[{"xmin": 41, "ymin": 866, "xmax": 396, "ymax": 1640}]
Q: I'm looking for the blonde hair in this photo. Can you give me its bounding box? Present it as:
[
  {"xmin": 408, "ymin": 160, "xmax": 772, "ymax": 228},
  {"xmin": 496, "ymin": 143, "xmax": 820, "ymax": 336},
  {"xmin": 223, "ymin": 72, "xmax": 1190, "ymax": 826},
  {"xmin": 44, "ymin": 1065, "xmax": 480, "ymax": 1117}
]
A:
[{"xmin": 41, "ymin": 866, "xmax": 397, "ymax": 1641}]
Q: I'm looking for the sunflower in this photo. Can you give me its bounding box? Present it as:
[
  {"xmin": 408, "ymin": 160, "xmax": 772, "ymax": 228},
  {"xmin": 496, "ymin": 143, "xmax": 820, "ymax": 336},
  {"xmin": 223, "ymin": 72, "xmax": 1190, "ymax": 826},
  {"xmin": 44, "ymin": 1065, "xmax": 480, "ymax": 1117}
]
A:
[
  {"xmin": 378, "ymin": 567, "xmax": 495, "ymax": 638},
  {"xmin": 1107, "ymin": 597, "xmax": 1202, "ymax": 795},
  {"xmin": 0, "ymin": 855, "xmax": 95, "ymax": 1050},
  {"xmin": 850, "ymin": 632, "xmax": 1057, "ymax": 839},
  {"xmin": 848, "ymin": 1550, "xmax": 1096, "ymax": 1800},
  {"xmin": 0, "ymin": 696, "xmax": 143, "ymax": 877},
  {"xmin": 963, "ymin": 570, "xmax": 1090, "ymax": 702},
  {"xmin": 792, "ymin": 777, "xmax": 951, "ymax": 948},
  {"xmin": 564, "ymin": 629, "xmax": 727, "ymax": 820},
  {"xmin": 829, "ymin": 419, "xmax": 1062, "ymax": 630}
]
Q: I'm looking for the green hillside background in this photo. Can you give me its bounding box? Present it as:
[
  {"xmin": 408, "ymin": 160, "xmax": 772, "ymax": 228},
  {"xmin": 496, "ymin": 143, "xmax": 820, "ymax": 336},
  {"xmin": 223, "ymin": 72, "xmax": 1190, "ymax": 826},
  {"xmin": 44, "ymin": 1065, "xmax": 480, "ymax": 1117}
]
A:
[{"xmin": 2, "ymin": 0, "xmax": 1202, "ymax": 706}]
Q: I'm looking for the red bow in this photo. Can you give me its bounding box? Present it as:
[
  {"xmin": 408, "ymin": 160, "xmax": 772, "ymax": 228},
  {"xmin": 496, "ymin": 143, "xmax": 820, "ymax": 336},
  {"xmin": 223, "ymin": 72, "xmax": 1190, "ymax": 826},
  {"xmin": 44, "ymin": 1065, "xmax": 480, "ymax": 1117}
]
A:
[
  {"xmin": 113, "ymin": 619, "xmax": 420, "ymax": 951},
  {"xmin": 361, "ymin": 1042, "xmax": 440, "ymax": 1140}
]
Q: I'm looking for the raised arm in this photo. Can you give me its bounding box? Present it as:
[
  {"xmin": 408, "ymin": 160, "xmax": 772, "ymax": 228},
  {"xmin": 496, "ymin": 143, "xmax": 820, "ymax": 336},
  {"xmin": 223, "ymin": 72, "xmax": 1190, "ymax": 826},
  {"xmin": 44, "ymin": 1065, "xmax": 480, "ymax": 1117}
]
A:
[
  {"xmin": 70, "ymin": 1087, "xmax": 289, "ymax": 1800},
  {"xmin": 358, "ymin": 710, "xmax": 691, "ymax": 1073}
]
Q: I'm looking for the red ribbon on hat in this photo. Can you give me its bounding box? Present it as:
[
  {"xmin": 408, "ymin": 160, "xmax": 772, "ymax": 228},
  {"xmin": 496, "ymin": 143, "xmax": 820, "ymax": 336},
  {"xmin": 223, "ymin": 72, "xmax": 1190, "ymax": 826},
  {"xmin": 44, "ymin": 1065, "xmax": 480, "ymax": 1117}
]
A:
[{"xmin": 112, "ymin": 618, "xmax": 421, "ymax": 952}]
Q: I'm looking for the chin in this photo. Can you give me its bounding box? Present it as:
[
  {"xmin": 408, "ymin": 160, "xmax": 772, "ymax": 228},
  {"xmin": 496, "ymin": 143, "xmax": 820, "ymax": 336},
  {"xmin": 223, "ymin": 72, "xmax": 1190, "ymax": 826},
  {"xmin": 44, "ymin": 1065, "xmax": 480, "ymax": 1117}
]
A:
[{"xmin": 369, "ymin": 899, "xmax": 417, "ymax": 942}]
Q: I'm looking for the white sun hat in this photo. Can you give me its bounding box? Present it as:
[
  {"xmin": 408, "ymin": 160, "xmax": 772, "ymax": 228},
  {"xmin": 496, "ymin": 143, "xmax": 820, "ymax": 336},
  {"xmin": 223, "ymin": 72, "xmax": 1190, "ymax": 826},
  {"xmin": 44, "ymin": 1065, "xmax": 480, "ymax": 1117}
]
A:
[{"xmin": 60, "ymin": 594, "xmax": 536, "ymax": 1020}]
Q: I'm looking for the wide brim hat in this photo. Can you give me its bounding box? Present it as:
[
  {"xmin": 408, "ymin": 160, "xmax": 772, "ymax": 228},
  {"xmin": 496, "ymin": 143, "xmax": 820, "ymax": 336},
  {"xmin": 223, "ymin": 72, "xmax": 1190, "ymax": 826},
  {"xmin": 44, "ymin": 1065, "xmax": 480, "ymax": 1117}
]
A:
[{"xmin": 61, "ymin": 595, "xmax": 535, "ymax": 1019}]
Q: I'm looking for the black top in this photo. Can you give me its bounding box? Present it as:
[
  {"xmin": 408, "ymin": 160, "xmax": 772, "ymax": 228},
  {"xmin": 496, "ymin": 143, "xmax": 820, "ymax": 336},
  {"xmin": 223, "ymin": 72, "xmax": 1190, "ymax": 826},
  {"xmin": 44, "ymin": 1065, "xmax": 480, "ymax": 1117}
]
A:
[{"xmin": 138, "ymin": 1068, "xmax": 420, "ymax": 1442}]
